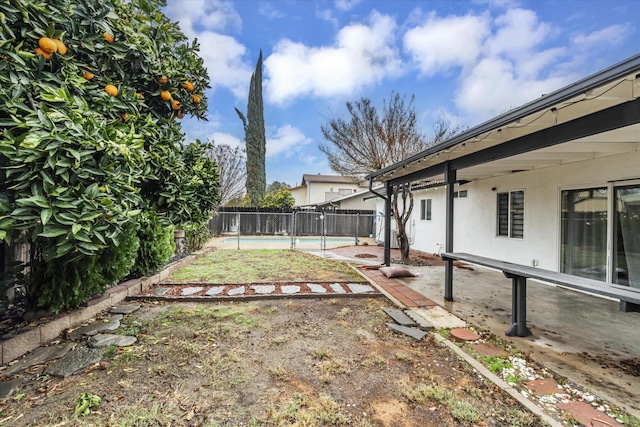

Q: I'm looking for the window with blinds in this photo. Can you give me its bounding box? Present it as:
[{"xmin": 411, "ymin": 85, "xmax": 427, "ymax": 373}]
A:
[{"xmin": 497, "ymin": 190, "xmax": 524, "ymax": 238}]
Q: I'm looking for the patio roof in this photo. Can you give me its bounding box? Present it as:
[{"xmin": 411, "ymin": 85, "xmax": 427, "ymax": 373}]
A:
[{"xmin": 366, "ymin": 54, "xmax": 640, "ymax": 186}]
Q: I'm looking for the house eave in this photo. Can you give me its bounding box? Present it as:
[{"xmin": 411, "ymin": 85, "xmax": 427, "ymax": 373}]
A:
[{"xmin": 366, "ymin": 54, "xmax": 640, "ymax": 184}]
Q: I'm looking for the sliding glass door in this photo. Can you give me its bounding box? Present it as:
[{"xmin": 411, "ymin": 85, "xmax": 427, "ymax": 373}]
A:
[
  {"xmin": 615, "ymin": 185, "xmax": 640, "ymax": 288},
  {"xmin": 561, "ymin": 183, "xmax": 640, "ymax": 287},
  {"xmin": 561, "ymin": 188, "xmax": 608, "ymax": 281}
]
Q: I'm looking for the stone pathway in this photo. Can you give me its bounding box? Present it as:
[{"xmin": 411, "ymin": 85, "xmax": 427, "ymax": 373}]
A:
[
  {"xmin": 0, "ymin": 303, "xmax": 141, "ymax": 398},
  {"xmin": 138, "ymin": 282, "xmax": 378, "ymax": 299}
]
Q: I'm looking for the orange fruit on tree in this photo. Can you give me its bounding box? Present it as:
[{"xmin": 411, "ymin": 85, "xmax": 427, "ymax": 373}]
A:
[
  {"xmin": 172, "ymin": 99, "xmax": 181, "ymax": 110},
  {"xmin": 103, "ymin": 32, "xmax": 114, "ymax": 43},
  {"xmin": 83, "ymin": 71, "xmax": 95, "ymax": 80},
  {"xmin": 120, "ymin": 113, "xmax": 129, "ymax": 122},
  {"xmin": 181, "ymin": 81, "xmax": 194, "ymax": 91},
  {"xmin": 53, "ymin": 39, "xmax": 67, "ymax": 55},
  {"xmin": 105, "ymin": 84, "xmax": 119, "ymax": 96},
  {"xmin": 135, "ymin": 92, "xmax": 144, "ymax": 99},
  {"xmin": 158, "ymin": 76, "xmax": 168, "ymax": 84},
  {"xmin": 160, "ymin": 90, "xmax": 172, "ymax": 101},
  {"xmin": 176, "ymin": 111, "xmax": 184, "ymax": 119},
  {"xmin": 35, "ymin": 47, "xmax": 52, "ymax": 60},
  {"xmin": 191, "ymin": 94, "xmax": 201, "ymax": 104},
  {"xmin": 38, "ymin": 37, "xmax": 58, "ymax": 54}
]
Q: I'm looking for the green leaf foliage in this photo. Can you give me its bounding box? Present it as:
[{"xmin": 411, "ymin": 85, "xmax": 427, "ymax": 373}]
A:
[
  {"xmin": 184, "ymin": 220, "xmax": 211, "ymax": 253},
  {"xmin": 133, "ymin": 210, "xmax": 175, "ymax": 277},
  {"xmin": 0, "ymin": 0, "xmax": 217, "ymax": 311},
  {"xmin": 236, "ymin": 50, "xmax": 265, "ymax": 206},
  {"xmin": 259, "ymin": 188, "xmax": 295, "ymax": 209}
]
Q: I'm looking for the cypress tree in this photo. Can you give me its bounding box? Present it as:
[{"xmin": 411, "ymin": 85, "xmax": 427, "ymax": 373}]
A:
[{"xmin": 235, "ymin": 50, "xmax": 266, "ymax": 206}]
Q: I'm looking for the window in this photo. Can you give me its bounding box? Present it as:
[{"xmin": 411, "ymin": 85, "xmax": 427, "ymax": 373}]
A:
[
  {"xmin": 338, "ymin": 188, "xmax": 352, "ymax": 195},
  {"xmin": 497, "ymin": 190, "xmax": 524, "ymax": 238},
  {"xmin": 453, "ymin": 190, "xmax": 468, "ymax": 198},
  {"xmin": 420, "ymin": 199, "xmax": 432, "ymax": 221}
]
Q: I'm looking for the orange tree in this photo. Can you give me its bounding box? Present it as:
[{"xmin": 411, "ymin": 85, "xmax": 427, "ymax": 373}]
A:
[{"xmin": 0, "ymin": 0, "xmax": 218, "ymax": 312}]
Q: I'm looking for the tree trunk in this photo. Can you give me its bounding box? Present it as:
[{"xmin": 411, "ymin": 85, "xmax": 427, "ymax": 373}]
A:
[{"xmin": 391, "ymin": 183, "xmax": 414, "ymax": 264}]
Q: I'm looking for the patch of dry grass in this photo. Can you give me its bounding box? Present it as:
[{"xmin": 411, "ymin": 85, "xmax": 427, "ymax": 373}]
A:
[{"xmin": 168, "ymin": 249, "xmax": 364, "ymax": 283}]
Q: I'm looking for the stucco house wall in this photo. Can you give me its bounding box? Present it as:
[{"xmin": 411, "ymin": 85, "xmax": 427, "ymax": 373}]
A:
[{"xmin": 407, "ymin": 150, "xmax": 640, "ymax": 271}]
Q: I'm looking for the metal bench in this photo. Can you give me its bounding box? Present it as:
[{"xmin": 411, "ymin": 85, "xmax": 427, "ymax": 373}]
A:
[{"xmin": 441, "ymin": 252, "xmax": 640, "ymax": 337}]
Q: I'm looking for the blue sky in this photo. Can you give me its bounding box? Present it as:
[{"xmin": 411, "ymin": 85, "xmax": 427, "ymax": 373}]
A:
[{"xmin": 163, "ymin": 0, "xmax": 638, "ymax": 188}]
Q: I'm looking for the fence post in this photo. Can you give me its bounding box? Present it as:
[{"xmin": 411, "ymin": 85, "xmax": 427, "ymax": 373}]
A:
[
  {"xmin": 236, "ymin": 212, "xmax": 240, "ymax": 250},
  {"xmin": 355, "ymin": 213, "xmax": 360, "ymax": 246}
]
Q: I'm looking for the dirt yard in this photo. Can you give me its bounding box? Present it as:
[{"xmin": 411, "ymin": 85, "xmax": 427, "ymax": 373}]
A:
[{"xmin": 0, "ymin": 297, "xmax": 545, "ymax": 426}]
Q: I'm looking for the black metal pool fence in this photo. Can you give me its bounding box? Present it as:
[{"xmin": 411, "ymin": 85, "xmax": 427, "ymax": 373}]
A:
[{"xmin": 208, "ymin": 208, "xmax": 380, "ymax": 249}]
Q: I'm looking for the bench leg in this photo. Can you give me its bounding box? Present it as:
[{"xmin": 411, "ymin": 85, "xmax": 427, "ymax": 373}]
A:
[{"xmin": 505, "ymin": 275, "xmax": 532, "ymax": 337}]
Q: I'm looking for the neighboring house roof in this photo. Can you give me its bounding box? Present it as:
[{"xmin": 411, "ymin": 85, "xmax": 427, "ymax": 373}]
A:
[
  {"xmin": 367, "ymin": 53, "xmax": 640, "ymax": 186},
  {"xmin": 316, "ymin": 187, "xmax": 379, "ymax": 207},
  {"xmin": 300, "ymin": 174, "xmax": 361, "ymax": 185}
]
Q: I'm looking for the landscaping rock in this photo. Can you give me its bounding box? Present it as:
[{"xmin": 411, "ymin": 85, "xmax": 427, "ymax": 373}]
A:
[
  {"xmin": 556, "ymin": 402, "xmax": 622, "ymax": 427},
  {"xmin": 205, "ymin": 286, "xmax": 225, "ymax": 296},
  {"xmin": 153, "ymin": 287, "xmax": 170, "ymax": 296},
  {"xmin": 227, "ymin": 286, "xmax": 246, "ymax": 296},
  {"xmin": 181, "ymin": 287, "xmax": 203, "ymax": 296},
  {"xmin": 67, "ymin": 314, "xmax": 124, "ymax": 340},
  {"xmin": 308, "ymin": 284, "xmax": 327, "ymax": 293},
  {"xmin": 385, "ymin": 323, "xmax": 428, "ymax": 340},
  {"xmin": 0, "ymin": 378, "xmax": 26, "ymax": 398},
  {"xmin": 89, "ymin": 334, "xmax": 138, "ymax": 348},
  {"xmin": 281, "ymin": 285, "xmax": 300, "ymax": 294},
  {"xmin": 251, "ymin": 285, "xmax": 275, "ymax": 294},
  {"xmin": 469, "ymin": 342, "xmax": 510, "ymax": 358},
  {"xmin": 110, "ymin": 303, "xmax": 141, "ymax": 315},
  {"xmin": 347, "ymin": 283, "xmax": 374, "ymax": 294},
  {"xmin": 44, "ymin": 345, "xmax": 103, "ymax": 378},
  {"xmin": 450, "ymin": 328, "xmax": 481, "ymax": 342},
  {"xmin": 330, "ymin": 283, "xmax": 346, "ymax": 293},
  {"xmin": 382, "ymin": 307, "xmax": 416, "ymax": 326},
  {"xmin": 1, "ymin": 342, "xmax": 75, "ymax": 378}
]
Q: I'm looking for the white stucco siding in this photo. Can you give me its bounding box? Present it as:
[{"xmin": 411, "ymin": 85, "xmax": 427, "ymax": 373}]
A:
[
  {"xmin": 407, "ymin": 150, "xmax": 640, "ymax": 271},
  {"xmin": 412, "ymin": 188, "xmax": 447, "ymax": 254}
]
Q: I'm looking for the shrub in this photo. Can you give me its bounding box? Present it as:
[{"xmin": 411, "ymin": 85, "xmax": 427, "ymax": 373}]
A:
[
  {"xmin": 98, "ymin": 221, "xmax": 140, "ymax": 285},
  {"xmin": 184, "ymin": 221, "xmax": 211, "ymax": 253},
  {"xmin": 133, "ymin": 211, "xmax": 175, "ymax": 276}
]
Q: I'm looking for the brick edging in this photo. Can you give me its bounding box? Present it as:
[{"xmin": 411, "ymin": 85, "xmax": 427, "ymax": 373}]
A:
[{"xmin": 0, "ymin": 245, "xmax": 216, "ymax": 365}]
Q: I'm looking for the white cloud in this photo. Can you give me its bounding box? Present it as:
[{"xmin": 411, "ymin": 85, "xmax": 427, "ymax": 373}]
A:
[
  {"xmin": 487, "ymin": 8, "xmax": 551, "ymax": 57},
  {"xmin": 454, "ymin": 57, "xmax": 568, "ymax": 121},
  {"xmin": 267, "ymin": 125, "xmax": 312, "ymax": 158},
  {"xmin": 195, "ymin": 32, "xmax": 253, "ymax": 97},
  {"xmin": 335, "ymin": 0, "xmax": 362, "ymax": 11},
  {"xmin": 264, "ymin": 11, "xmax": 402, "ymax": 105},
  {"xmin": 163, "ymin": 0, "xmax": 241, "ymax": 35},
  {"xmin": 258, "ymin": 3, "xmax": 285, "ymax": 19},
  {"xmin": 164, "ymin": 0, "xmax": 251, "ymax": 98},
  {"xmin": 572, "ymin": 23, "xmax": 633, "ymax": 49},
  {"xmin": 402, "ymin": 7, "xmax": 575, "ymax": 123},
  {"xmin": 403, "ymin": 13, "xmax": 490, "ymax": 76},
  {"xmin": 210, "ymin": 132, "xmax": 244, "ymax": 150}
]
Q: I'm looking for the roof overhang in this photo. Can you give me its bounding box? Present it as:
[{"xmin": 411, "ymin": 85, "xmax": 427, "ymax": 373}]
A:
[{"xmin": 366, "ymin": 54, "xmax": 640, "ymax": 186}]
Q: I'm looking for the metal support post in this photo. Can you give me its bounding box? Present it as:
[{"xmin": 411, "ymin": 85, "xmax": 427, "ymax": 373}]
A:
[
  {"xmin": 504, "ymin": 274, "xmax": 532, "ymax": 337},
  {"xmin": 444, "ymin": 162, "xmax": 456, "ymax": 301}
]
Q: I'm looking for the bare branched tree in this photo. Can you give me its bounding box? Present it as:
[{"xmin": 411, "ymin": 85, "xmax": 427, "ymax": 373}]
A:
[
  {"xmin": 320, "ymin": 92, "xmax": 462, "ymax": 264},
  {"xmin": 320, "ymin": 92, "xmax": 426, "ymax": 176},
  {"xmin": 206, "ymin": 142, "xmax": 246, "ymax": 207}
]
